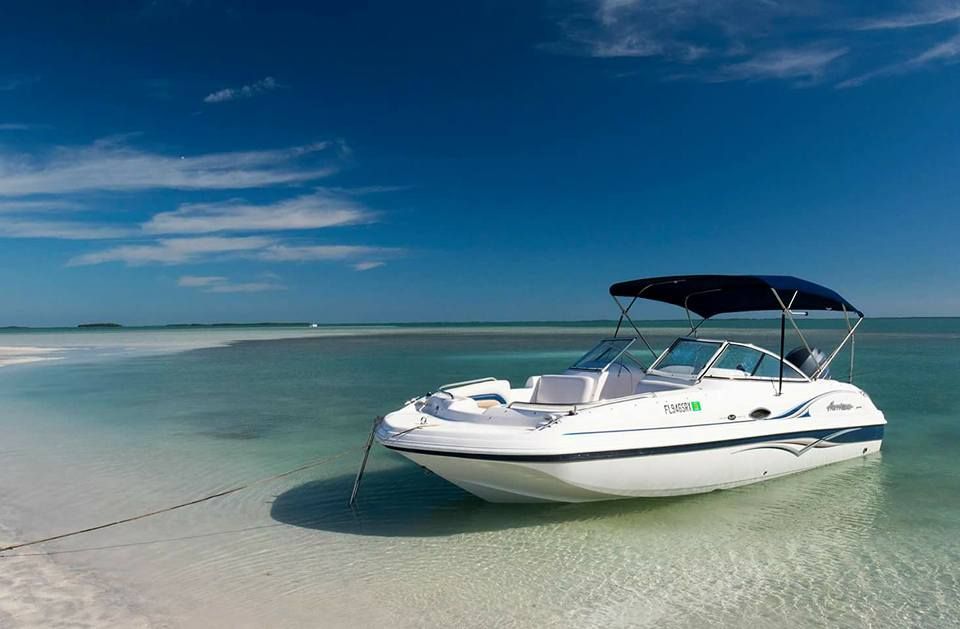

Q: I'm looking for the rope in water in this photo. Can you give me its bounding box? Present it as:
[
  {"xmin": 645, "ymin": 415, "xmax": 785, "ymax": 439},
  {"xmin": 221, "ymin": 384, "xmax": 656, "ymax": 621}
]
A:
[{"xmin": 0, "ymin": 448, "xmax": 355, "ymax": 556}]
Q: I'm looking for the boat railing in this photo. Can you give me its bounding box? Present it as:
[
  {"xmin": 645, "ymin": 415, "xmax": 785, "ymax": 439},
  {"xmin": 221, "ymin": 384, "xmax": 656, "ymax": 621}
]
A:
[
  {"xmin": 438, "ymin": 376, "xmax": 498, "ymax": 392},
  {"xmin": 508, "ymin": 388, "xmax": 667, "ymax": 413}
]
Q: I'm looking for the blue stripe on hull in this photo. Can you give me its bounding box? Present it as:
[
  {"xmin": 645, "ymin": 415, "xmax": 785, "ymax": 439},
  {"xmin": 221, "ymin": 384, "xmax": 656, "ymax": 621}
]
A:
[{"xmin": 384, "ymin": 424, "xmax": 885, "ymax": 463}]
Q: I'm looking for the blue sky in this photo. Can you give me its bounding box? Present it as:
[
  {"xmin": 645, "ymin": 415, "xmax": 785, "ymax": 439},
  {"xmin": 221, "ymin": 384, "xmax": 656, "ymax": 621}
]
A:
[{"xmin": 1, "ymin": 1, "xmax": 959, "ymax": 325}]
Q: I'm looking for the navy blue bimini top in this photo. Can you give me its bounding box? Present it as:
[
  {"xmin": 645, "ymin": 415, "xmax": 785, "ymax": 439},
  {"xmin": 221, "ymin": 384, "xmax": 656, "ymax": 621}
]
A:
[{"xmin": 608, "ymin": 274, "xmax": 861, "ymax": 319}]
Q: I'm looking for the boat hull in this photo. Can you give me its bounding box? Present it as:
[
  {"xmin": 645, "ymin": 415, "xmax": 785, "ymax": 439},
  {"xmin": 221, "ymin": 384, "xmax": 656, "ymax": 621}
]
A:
[{"xmin": 385, "ymin": 425, "xmax": 883, "ymax": 503}]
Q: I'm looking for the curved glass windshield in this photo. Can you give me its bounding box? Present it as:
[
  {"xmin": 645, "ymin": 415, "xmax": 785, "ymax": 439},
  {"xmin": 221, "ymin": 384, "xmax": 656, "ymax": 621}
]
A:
[
  {"xmin": 570, "ymin": 338, "xmax": 636, "ymax": 371},
  {"xmin": 705, "ymin": 344, "xmax": 807, "ymax": 380},
  {"xmin": 712, "ymin": 344, "xmax": 763, "ymax": 374},
  {"xmin": 650, "ymin": 338, "xmax": 722, "ymax": 378}
]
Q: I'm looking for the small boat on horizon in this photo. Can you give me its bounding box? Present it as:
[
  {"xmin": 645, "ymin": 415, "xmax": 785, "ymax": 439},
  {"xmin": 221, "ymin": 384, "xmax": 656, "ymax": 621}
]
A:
[{"xmin": 374, "ymin": 274, "xmax": 886, "ymax": 503}]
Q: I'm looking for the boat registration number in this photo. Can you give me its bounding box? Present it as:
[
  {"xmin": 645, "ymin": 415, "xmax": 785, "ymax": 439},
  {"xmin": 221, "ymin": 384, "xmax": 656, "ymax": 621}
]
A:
[{"xmin": 664, "ymin": 401, "xmax": 702, "ymax": 414}]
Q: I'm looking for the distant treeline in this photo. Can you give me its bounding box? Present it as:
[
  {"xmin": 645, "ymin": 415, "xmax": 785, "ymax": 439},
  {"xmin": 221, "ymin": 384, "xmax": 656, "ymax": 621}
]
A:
[
  {"xmin": 163, "ymin": 322, "xmax": 311, "ymax": 328},
  {"xmin": 77, "ymin": 322, "xmax": 123, "ymax": 328}
]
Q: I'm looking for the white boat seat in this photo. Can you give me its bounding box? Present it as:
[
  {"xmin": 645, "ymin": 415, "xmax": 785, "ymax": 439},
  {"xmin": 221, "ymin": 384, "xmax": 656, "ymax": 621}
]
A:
[
  {"xmin": 597, "ymin": 365, "xmax": 639, "ymax": 400},
  {"xmin": 531, "ymin": 374, "xmax": 596, "ymax": 404}
]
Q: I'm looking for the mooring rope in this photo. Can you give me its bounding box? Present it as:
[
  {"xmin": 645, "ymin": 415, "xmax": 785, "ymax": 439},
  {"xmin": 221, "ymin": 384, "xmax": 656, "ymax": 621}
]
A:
[{"xmin": 0, "ymin": 448, "xmax": 355, "ymax": 556}]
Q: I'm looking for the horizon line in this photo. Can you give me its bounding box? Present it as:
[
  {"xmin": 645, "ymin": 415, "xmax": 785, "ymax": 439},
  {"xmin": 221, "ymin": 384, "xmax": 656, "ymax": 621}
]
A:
[{"xmin": 2, "ymin": 315, "xmax": 958, "ymax": 330}]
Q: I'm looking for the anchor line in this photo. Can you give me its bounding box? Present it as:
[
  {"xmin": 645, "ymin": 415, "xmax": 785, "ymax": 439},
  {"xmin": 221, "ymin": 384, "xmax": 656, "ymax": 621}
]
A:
[{"xmin": 0, "ymin": 448, "xmax": 355, "ymax": 556}]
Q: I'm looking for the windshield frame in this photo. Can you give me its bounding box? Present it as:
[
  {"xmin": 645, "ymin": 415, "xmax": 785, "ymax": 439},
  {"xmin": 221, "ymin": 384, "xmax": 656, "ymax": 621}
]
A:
[
  {"xmin": 568, "ymin": 337, "xmax": 639, "ymax": 372},
  {"xmin": 702, "ymin": 341, "xmax": 811, "ymax": 382},
  {"xmin": 646, "ymin": 337, "xmax": 725, "ymax": 381}
]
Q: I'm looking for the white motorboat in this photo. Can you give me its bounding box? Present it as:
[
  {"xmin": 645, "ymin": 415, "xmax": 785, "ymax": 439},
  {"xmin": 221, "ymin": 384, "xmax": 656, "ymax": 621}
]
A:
[{"xmin": 373, "ymin": 275, "xmax": 885, "ymax": 503}]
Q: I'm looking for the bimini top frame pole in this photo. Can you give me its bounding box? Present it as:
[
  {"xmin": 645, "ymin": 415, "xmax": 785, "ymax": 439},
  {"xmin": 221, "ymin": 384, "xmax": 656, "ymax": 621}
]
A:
[
  {"xmin": 812, "ymin": 315, "xmax": 863, "ymax": 380},
  {"xmin": 611, "ymin": 295, "xmax": 658, "ymax": 362}
]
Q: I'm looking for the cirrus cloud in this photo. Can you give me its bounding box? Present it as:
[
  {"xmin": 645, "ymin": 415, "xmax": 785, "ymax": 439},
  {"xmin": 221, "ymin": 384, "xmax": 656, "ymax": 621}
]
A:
[
  {"xmin": 143, "ymin": 190, "xmax": 374, "ymax": 234},
  {"xmin": 257, "ymin": 244, "xmax": 399, "ymax": 262},
  {"xmin": 68, "ymin": 236, "xmax": 399, "ymax": 269},
  {"xmin": 353, "ymin": 261, "xmax": 385, "ymax": 271},
  {"xmin": 178, "ymin": 275, "xmax": 285, "ymax": 293},
  {"xmin": 547, "ymin": 1, "xmax": 960, "ymax": 87},
  {"xmin": 204, "ymin": 77, "xmax": 279, "ymax": 103},
  {"xmin": 67, "ymin": 236, "xmax": 275, "ymax": 266},
  {"xmin": 851, "ymin": 4, "xmax": 960, "ymax": 30},
  {"xmin": 0, "ymin": 137, "xmax": 337, "ymax": 197},
  {"xmin": 706, "ymin": 46, "xmax": 849, "ymax": 84},
  {"xmin": 0, "ymin": 134, "xmax": 403, "ymax": 275}
]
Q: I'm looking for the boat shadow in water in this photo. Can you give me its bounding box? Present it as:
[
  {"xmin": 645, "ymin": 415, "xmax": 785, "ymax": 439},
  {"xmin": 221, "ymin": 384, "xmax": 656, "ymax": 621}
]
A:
[{"xmin": 270, "ymin": 455, "xmax": 886, "ymax": 538}]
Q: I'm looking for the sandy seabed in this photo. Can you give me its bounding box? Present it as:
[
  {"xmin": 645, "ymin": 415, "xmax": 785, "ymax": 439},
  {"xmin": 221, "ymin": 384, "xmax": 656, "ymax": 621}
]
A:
[{"xmin": 0, "ymin": 520, "xmax": 155, "ymax": 628}]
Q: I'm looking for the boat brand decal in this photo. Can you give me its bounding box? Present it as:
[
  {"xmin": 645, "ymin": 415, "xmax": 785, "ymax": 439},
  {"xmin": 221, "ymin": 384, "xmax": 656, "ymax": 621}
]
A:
[
  {"xmin": 826, "ymin": 401, "xmax": 854, "ymax": 411},
  {"xmin": 768, "ymin": 391, "xmax": 849, "ymax": 420},
  {"xmin": 664, "ymin": 400, "xmax": 701, "ymax": 415}
]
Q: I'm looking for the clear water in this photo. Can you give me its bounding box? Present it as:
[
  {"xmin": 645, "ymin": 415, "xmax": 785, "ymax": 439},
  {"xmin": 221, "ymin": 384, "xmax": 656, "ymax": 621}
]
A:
[{"xmin": 0, "ymin": 320, "xmax": 958, "ymax": 627}]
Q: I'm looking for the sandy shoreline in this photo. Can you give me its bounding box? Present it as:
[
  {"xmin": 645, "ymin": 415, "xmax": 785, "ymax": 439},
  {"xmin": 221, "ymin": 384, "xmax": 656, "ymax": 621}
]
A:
[
  {"xmin": 0, "ymin": 347, "xmax": 65, "ymax": 368},
  {"xmin": 0, "ymin": 370, "xmax": 394, "ymax": 629},
  {"xmin": 0, "ymin": 514, "xmax": 157, "ymax": 628},
  {"xmin": 0, "ymin": 408, "xmax": 154, "ymax": 627}
]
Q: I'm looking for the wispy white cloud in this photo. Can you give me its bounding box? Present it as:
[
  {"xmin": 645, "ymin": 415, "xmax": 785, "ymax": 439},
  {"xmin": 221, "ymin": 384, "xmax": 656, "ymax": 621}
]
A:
[
  {"xmin": 707, "ymin": 46, "xmax": 848, "ymax": 84},
  {"xmin": 0, "ymin": 137, "xmax": 337, "ymax": 197},
  {"xmin": 204, "ymin": 77, "xmax": 279, "ymax": 103},
  {"xmin": 69, "ymin": 236, "xmax": 398, "ymax": 267},
  {"xmin": 0, "ymin": 218, "xmax": 135, "ymax": 240},
  {"xmin": 177, "ymin": 275, "xmax": 227, "ymax": 287},
  {"xmin": 837, "ymin": 32, "xmax": 960, "ymax": 87},
  {"xmin": 205, "ymin": 281, "xmax": 285, "ymax": 293},
  {"xmin": 549, "ymin": 0, "xmax": 815, "ymax": 63},
  {"xmin": 548, "ymin": 1, "xmax": 960, "ymax": 86},
  {"xmin": 912, "ymin": 31, "xmax": 960, "ymax": 62},
  {"xmin": 143, "ymin": 190, "xmax": 373, "ymax": 234},
  {"xmin": 353, "ymin": 261, "xmax": 385, "ymax": 271},
  {"xmin": 0, "ymin": 123, "xmax": 48, "ymax": 131},
  {"xmin": 257, "ymin": 244, "xmax": 395, "ymax": 262},
  {"xmin": 68, "ymin": 236, "xmax": 274, "ymax": 266},
  {"xmin": 177, "ymin": 274, "xmax": 285, "ymax": 293},
  {"xmin": 852, "ymin": 3, "xmax": 960, "ymax": 30},
  {"xmin": 0, "ymin": 134, "xmax": 403, "ymax": 273},
  {"xmin": 0, "ymin": 199, "xmax": 83, "ymax": 213}
]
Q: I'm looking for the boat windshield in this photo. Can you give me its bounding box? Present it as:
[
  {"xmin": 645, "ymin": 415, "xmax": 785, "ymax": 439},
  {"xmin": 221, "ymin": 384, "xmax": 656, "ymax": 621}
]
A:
[
  {"xmin": 570, "ymin": 338, "xmax": 637, "ymax": 371},
  {"xmin": 649, "ymin": 338, "xmax": 723, "ymax": 379}
]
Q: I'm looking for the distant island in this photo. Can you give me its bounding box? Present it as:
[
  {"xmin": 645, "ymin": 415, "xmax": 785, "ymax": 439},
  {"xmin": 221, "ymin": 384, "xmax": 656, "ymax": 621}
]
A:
[
  {"xmin": 163, "ymin": 322, "xmax": 310, "ymax": 328},
  {"xmin": 77, "ymin": 323, "xmax": 123, "ymax": 328}
]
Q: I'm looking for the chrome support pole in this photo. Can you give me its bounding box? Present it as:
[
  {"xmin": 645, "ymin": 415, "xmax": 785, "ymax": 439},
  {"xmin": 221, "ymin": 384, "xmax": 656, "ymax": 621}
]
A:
[
  {"xmin": 770, "ymin": 289, "xmax": 812, "ymax": 355},
  {"xmin": 683, "ymin": 289, "xmax": 722, "ymax": 336},
  {"xmin": 842, "ymin": 304, "xmax": 855, "ymax": 383},
  {"xmin": 613, "ymin": 296, "xmax": 637, "ymax": 338},
  {"xmin": 610, "ymin": 295, "xmax": 657, "ymax": 361},
  {"xmin": 778, "ymin": 312, "xmax": 786, "ymax": 395},
  {"xmin": 813, "ymin": 316, "xmax": 863, "ymax": 380}
]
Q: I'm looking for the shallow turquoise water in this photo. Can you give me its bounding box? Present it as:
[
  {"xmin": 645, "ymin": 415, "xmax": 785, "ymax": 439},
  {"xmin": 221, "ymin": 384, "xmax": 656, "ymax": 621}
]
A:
[{"xmin": 0, "ymin": 320, "xmax": 958, "ymax": 627}]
